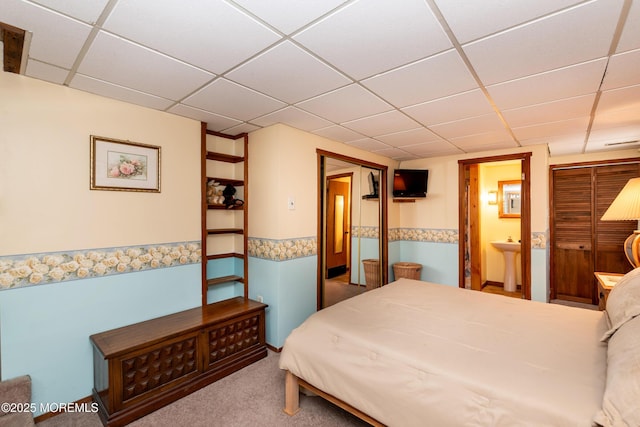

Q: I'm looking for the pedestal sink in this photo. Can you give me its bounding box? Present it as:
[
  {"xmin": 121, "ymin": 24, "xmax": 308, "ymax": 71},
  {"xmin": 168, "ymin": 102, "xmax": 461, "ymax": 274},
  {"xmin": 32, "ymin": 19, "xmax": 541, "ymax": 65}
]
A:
[{"xmin": 490, "ymin": 241, "xmax": 521, "ymax": 292}]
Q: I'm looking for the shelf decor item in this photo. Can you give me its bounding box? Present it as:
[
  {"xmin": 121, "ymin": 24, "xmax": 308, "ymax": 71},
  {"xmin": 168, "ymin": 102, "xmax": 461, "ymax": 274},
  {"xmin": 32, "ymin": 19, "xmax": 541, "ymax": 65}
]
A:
[{"xmin": 90, "ymin": 135, "xmax": 160, "ymax": 192}]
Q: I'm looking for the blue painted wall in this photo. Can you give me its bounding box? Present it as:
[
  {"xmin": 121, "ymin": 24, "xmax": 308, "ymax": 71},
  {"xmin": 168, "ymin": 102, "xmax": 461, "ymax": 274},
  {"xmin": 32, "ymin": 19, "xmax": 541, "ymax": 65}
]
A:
[
  {"xmin": 249, "ymin": 256, "xmax": 317, "ymax": 348},
  {"xmin": 0, "ymin": 264, "xmax": 200, "ymax": 416}
]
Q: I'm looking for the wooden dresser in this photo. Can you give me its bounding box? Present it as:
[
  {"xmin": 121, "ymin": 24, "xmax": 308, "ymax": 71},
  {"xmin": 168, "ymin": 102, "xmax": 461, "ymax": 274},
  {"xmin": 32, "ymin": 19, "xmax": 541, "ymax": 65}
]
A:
[{"xmin": 90, "ymin": 297, "xmax": 267, "ymax": 426}]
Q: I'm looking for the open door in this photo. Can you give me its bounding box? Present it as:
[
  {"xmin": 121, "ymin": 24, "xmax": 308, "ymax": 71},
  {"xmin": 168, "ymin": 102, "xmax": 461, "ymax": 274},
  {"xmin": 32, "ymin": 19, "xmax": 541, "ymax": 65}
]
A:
[{"xmin": 326, "ymin": 175, "xmax": 351, "ymax": 278}]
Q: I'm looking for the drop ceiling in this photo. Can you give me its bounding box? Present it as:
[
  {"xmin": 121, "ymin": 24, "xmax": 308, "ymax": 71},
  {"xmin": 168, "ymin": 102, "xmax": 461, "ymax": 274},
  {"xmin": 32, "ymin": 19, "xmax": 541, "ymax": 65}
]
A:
[{"xmin": 3, "ymin": 0, "xmax": 640, "ymax": 160}]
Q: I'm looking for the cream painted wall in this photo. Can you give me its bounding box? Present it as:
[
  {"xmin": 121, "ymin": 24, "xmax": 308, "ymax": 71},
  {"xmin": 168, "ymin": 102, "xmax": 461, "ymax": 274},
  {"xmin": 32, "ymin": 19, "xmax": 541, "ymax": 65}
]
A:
[
  {"xmin": 398, "ymin": 145, "xmax": 549, "ymax": 232},
  {"xmin": 248, "ymin": 124, "xmax": 396, "ymax": 239},
  {"xmin": 0, "ymin": 72, "xmax": 201, "ymax": 255}
]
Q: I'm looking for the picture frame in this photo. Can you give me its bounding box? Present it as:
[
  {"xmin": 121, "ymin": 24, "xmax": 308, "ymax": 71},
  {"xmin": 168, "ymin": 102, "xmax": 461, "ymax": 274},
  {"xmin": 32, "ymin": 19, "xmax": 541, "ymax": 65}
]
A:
[{"xmin": 90, "ymin": 135, "xmax": 160, "ymax": 192}]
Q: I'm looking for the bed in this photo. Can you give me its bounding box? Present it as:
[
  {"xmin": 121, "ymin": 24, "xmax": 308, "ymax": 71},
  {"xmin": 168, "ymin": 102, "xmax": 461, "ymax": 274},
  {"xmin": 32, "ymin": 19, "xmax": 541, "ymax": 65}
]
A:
[{"xmin": 279, "ymin": 276, "xmax": 640, "ymax": 427}]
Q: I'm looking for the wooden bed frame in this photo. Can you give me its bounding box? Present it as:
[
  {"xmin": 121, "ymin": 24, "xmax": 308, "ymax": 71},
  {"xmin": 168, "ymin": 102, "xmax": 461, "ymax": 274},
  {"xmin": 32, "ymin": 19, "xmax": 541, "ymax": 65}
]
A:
[{"xmin": 283, "ymin": 370, "xmax": 384, "ymax": 426}]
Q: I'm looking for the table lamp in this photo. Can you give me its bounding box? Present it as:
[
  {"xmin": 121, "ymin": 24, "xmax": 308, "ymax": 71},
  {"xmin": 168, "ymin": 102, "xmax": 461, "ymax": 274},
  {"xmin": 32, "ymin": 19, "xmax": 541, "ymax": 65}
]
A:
[{"xmin": 601, "ymin": 177, "xmax": 640, "ymax": 268}]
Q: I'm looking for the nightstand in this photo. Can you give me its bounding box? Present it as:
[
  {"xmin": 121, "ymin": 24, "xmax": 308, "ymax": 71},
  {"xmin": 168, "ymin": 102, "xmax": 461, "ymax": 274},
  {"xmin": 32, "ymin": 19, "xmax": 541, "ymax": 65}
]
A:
[{"xmin": 594, "ymin": 272, "xmax": 624, "ymax": 310}]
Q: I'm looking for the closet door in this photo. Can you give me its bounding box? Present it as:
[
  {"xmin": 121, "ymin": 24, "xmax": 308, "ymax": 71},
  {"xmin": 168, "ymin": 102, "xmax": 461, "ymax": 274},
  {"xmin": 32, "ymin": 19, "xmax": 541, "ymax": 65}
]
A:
[
  {"xmin": 552, "ymin": 168, "xmax": 594, "ymax": 303},
  {"xmin": 551, "ymin": 161, "xmax": 639, "ymax": 304}
]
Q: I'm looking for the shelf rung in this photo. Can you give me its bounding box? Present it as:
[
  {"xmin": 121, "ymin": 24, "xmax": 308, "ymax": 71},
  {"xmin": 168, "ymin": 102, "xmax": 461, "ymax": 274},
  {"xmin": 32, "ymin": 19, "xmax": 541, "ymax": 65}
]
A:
[
  {"xmin": 207, "ymin": 204, "xmax": 244, "ymax": 210},
  {"xmin": 207, "ymin": 228, "xmax": 243, "ymax": 235},
  {"xmin": 207, "ymin": 253, "xmax": 245, "ymax": 260},
  {"xmin": 207, "ymin": 275, "xmax": 244, "ymax": 287},
  {"xmin": 207, "ymin": 177, "xmax": 244, "ymax": 186},
  {"xmin": 206, "ymin": 152, "xmax": 244, "ymax": 163}
]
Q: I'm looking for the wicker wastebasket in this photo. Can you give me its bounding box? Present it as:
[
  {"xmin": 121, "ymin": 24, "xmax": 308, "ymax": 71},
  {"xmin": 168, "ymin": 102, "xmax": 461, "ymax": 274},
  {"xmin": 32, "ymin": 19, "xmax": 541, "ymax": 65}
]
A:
[
  {"xmin": 393, "ymin": 262, "xmax": 422, "ymax": 280},
  {"xmin": 362, "ymin": 259, "xmax": 380, "ymax": 290}
]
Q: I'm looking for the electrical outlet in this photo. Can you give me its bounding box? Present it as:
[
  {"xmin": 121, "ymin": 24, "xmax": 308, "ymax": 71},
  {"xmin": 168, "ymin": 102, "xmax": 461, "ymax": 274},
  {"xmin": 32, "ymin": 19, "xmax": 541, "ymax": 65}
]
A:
[{"xmin": 256, "ymin": 295, "xmax": 264, "ymax": 303}]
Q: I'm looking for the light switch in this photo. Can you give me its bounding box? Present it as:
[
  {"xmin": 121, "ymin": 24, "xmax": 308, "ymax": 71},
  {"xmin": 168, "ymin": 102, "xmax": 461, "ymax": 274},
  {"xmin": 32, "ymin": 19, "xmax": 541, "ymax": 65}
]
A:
[{"xmin": 288, "ymin": 197, "xmax": 295, "ymax": 210}]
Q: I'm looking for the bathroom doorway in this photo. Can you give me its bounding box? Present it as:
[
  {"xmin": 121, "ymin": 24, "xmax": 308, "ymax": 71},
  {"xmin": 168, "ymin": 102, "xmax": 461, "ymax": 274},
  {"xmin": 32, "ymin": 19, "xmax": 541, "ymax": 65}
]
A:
[{"xmin": 458, "ymin": 153, "xmax": 532, "ymax": 299}]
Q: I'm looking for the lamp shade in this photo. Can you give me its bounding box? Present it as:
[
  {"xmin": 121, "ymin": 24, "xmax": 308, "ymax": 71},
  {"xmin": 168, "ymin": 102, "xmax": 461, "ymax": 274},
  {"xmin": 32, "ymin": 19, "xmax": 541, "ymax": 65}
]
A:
[
  {"xmin": 601, "ymin": 177, "xmax": 640, "ymax": 221},
  {"xmin": 601, "ymin": 177, "xmax": 640, "ymax": 268}
]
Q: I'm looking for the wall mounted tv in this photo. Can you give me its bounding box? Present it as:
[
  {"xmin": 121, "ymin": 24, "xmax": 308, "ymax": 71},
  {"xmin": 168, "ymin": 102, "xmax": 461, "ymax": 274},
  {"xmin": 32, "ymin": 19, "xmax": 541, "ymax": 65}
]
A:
[{"xmin": 393, "ymin": 169, "xmax": 428, "ymax": 198}]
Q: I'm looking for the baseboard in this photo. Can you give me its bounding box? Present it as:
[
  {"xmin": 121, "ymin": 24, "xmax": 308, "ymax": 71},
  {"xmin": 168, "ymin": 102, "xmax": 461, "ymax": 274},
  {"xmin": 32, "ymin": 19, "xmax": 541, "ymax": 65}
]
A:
[{"xmin": 267, "ymin": 343, "xmax": 282, "ymax": 353}]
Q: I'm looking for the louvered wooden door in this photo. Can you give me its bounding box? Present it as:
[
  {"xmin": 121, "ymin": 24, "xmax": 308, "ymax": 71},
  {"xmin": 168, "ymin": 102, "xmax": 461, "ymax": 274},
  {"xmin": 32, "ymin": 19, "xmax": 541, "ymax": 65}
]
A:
[
  {"xmin": 552, "ymin": 168, "xmax": 594, "ymax": 303},
  {"xmin": 551, "ymin": 162, "xmax": 639, "ymax": 304}
]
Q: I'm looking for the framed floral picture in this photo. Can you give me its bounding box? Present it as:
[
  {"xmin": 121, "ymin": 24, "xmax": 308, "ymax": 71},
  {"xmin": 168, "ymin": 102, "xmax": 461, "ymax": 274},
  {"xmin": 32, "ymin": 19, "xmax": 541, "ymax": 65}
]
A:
[{"xmin": 90, "ymin": 135, "xmax": 161, "ymax": 192}]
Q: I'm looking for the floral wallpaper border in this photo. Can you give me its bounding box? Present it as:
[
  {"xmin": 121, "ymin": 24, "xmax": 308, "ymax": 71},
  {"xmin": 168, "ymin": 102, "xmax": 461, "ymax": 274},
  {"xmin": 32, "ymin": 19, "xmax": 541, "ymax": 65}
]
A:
[
  {"xmin": 248, "ymin": 237, "xmax": 317, "ymax": 262},
  {"xmin": 0, "ymin": 241, "xmax": 201, "ymax": 291},
  {"xmin": 391, "ymin": 228, "xmax": 547, "ymax": 249}
]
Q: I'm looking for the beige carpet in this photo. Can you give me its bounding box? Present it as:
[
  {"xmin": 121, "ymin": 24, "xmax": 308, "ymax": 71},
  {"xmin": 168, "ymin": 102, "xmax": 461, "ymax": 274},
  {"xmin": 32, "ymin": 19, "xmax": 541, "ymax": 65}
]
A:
[
  {"xmin": 37, "ymin": 350, "xmax": 367, "ymax": 427},
  {"xmin": 323, "ymin": 273, "xmax": 367, "ymax": 308}
]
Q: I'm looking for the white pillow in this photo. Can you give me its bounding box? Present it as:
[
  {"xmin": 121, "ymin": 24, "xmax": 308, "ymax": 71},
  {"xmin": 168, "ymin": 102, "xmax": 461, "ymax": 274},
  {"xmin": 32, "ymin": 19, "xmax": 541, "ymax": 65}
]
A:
[
  {"xmin": 601, "ymin": 267, "xmax": 640, "ymax": 342},
  {"xmin": 593, "ymin": 315, "xmax": 640, "ymax": 427}
]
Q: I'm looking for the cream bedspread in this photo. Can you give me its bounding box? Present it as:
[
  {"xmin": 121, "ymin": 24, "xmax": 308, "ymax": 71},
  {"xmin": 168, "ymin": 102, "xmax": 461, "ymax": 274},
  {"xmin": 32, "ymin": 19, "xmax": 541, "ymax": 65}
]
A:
[{"xmin": 279, "ymin": 278, "xmax": 608, "ymax": 427}]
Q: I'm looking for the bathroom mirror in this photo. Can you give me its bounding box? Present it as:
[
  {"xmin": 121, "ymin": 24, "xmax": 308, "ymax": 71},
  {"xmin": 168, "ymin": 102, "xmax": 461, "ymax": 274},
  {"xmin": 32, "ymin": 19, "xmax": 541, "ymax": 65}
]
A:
[{"xmin": 498, "ymin": 180, "xmax": 521, "ymax": 218}]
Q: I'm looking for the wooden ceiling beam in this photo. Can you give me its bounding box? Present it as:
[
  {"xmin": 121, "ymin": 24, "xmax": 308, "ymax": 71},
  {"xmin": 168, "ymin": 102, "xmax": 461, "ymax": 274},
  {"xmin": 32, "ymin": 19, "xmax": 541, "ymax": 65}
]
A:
[{"xmin": 1, "ymin": 22, "xmax": 26, "ymax": 74}]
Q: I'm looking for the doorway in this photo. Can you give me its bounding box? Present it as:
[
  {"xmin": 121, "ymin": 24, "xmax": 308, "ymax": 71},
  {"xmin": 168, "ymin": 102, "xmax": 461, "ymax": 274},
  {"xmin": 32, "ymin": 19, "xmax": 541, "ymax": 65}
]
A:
[
  {"xmin": 326, "ymin": 173, "xmax": 352, "ymax": 279},
  {"xmin": 458, "ymin": 153, "xmax": 532, "ymax": 299}
]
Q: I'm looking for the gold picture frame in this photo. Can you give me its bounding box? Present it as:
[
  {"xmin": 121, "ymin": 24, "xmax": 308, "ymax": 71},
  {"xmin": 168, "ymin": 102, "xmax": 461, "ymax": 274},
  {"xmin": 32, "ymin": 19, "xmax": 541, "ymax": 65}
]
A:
[{"xmin": 90, "ymin": 135, "xmax": 160, "ymax": 192}]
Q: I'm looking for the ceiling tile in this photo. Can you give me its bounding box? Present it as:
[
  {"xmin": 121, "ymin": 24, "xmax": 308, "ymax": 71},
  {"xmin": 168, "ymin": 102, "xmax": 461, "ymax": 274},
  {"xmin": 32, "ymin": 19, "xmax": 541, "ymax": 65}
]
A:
[
  {"xmin": 297, "ymin": 84, "xmax": 392, "ymax": 123},
  {"xmin": 616, "ymin": 0, "xmax": 640, "ymax": 53},
  {"xmin": 230, "ymin": 0, "xmax": 349, "ymax": 34},
  {"xmin": 251, "ymin": 106, "xmax": 333, "ymax": 131},
  {"xmin": 601, "ymin": 49, "xmax": 640, "ymax": 91},
  {"xmin": 342, "ymin": 111, "xmax": 421, "ymax": 137},
  {"xmin": 588, "ymin": 124, "xmax": 640, "ymax": 147},
  {"xmin": 369, "ymin": 146, "xmax": 417, "ymax": 160},
  {"xmin": 429, "ymin": 113, "xmax": 507, "ymax": 140},
  {"xmin": 512, "ymin": 117, "xmax": 590, "ymax": 142},
  {"xmin": 433, "ymin": 0, "xmax": 584, "ymax": 44},
  {"xmin": 547, "ymin": 140, "xmax": 586, "ymax": 156},
  {"xmin": 403, "ymin": 89, "xmax": 493, "ymax": 126},
  {"xmin": 362, "ymin": 49, "xmax": 477, "ymax": 107},
  {"xmin": 220, "ymin": 122, "xmax": 262, "ymax": 135},
  {"xmin": 596, "ymin": 84, "xmax": 640, "ymax": 119},
  {"xmin": 70, "ymin": 74, "xmax": 176, "ymax": 110},
  {"xmin": 311, "ymin": 125, "xmax": 365, "ymax": 143},
  {"xmin": 29, "ymin": 0, "xmax": 110, "ymax": 23},
  {"xmin": 25, "ymin": 60, "xmax": 68, "ymax": 85},
  {"xmin": 487, "ymin": 59, "xmax": 607, "ymax": 110},
  {"xmin": 591, "ymin": 86, "xmax": 640, "ymax": 148},
  {"xmin": 169, "ymin": 104, "xmax": 242, "ymax": 131},
  {"xmin": 183, "ymin": 78, "xmax": 285, "ymax": 121},
  {"xmin": 399, "ymin": 140, "xmax": 463, "ymax": 157},
  {"xmin": 463, "ymin": 0, "xmax": 624, "ymax": 85},
  {"xmin": 502, "ymin": 94, "xmax": 596, "ymax": 128},
  {"xmin": 375, "ymin": 128, "xmax": 442, "ymax": 147},
  {"xmin": 77, "ymin": 32, "xmax": 214, "ymax": 101},
  {"xmin": 293, "ymin": 0, "xmax": 451, "ymax": 79},
  {"xmin": 345, "ymin": 138, "xmax": 392, "ymax": 152},
  {"xmin": 226, "ymin": 41, "xmax": 349, "ymax": 104},
  {"xmin": 104, "ymin": 0, "xmax": 280, "ymax": 74},
  {"xmin": 448, "ymin": 128, "xmax": 514, "ymax": 148},
  {"xmin": 3, "ymin": 0, "xmax": 92, "ymax": 69}
]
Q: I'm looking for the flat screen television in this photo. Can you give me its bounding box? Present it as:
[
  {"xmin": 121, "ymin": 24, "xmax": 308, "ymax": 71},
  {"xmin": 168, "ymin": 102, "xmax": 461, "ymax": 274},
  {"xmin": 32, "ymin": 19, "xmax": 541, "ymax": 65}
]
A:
[{"xmin": 393, "ymin": 169, "xmax": 428, "ymax": 198}]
